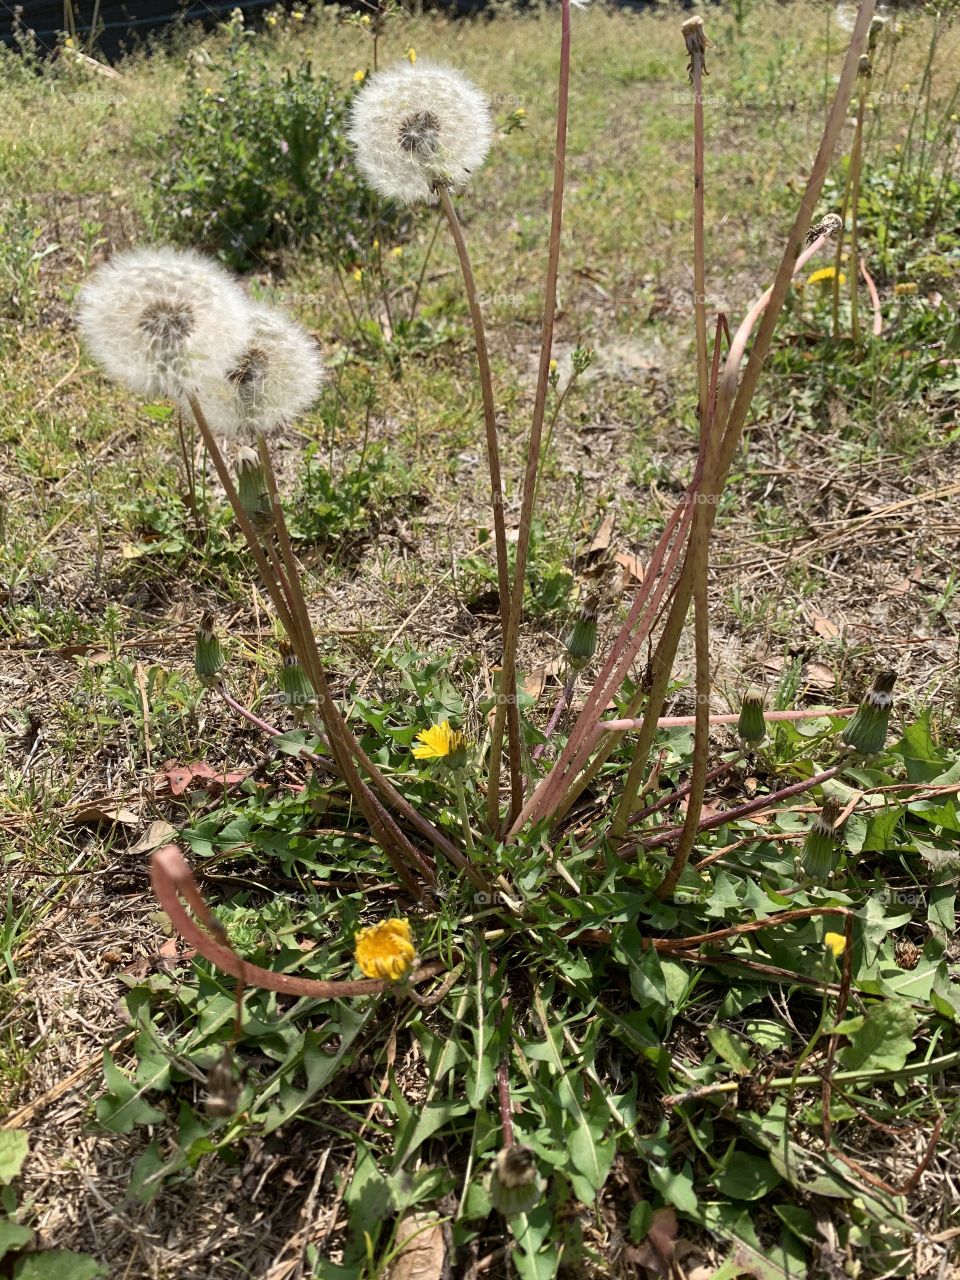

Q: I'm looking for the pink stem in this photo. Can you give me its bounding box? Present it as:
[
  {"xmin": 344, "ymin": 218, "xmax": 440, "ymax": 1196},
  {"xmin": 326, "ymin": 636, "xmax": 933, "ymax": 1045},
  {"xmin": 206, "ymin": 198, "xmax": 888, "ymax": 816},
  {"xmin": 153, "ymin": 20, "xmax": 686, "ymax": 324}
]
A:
[{"xmin": 150, "ymin": 844, "xmax": 447, "ymax": 998}]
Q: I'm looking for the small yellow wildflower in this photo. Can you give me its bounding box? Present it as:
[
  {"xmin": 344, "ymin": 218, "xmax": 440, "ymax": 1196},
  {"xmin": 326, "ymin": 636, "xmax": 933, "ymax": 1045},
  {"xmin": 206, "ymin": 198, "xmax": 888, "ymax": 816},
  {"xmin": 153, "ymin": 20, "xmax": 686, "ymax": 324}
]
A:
[
  {"xmin": 355, "ymin": 918, "xmax": 416, "ymax": 981},
  {"xmin": 807, "ymin": 267, "xmax": 845, "ymax": 287},
  {"xmin": 390, "ymin": 245, "xmax": 404, "ymax": 258},
  {"xmin": 549, "ymin": 358, "xmax": 558, "ymax": 373},
  {"xmin": 894, "ymin": 281, "xmax": 918, "ymax": 296},
  {"xmin": 824, "ymin": 931, "xmax": 847, "ymax": 958},
  {"xmin": 407, "ymin": 46, "xmax": 417, "ymax": 63},
  {"xmin": 353, "ymin": 267, "xmax": 363, "ymax": 283},
  {"xmin": 360, "ymin": 12, "xmax": 371, "ymax": 24},
  {"xmin": 64, "ymin": 36, "xmax": 74, "ymax": 48},
  {"xmin": 413, "ymin": 721, "xmax": 468, "ymax": 767},
  {"xmin": 372, "ymin": 238, "xmax": 379, "ymax": 251},
  {"xmin": 292, "ymin": 9, "xmax": 305, "ymax": 20},
  {"xmin": 516, "ymin": 107, "xmax": 526, "ymax": 118},
  {"xmin": 265, "ymin": 13, "xmax": 277, "ymax": 27},
  {"xmin": 353, "ymin": 68, "xmax": 366, "ymax": 83}
]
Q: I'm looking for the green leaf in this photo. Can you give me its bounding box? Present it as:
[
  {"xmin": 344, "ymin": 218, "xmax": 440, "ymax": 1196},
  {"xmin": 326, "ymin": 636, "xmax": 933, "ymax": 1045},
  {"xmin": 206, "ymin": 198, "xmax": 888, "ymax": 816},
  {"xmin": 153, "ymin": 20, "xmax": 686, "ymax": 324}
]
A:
[
  {"xmin": 95, "ymin": 1050, "xmax": 166, "ymax": 1134},
  {"xmin": 892, "ymin": 711, "xmax": 949, "ymax": 782},
  {"xmin": 628, "ymin": 1201, "xmax": 654, "ymax": 1243},
  {"xmin": 838, "ymin": 998, "xmax": 917, "ymax": 1072},
  {"xmin": 707, "ymin": 1026, "xmax": 756, "ymax": 1074},
  {"xmin": 0, "ymin": 1133, "xmax": 28, "ymax": 1185},
  {"xmin": 704, "ymin": 1205, "xmax": 807, "ymax": 1280},
  {"xmin": 649, "ymin": 1162, "xmax": 698, "ymax": 1215},
  {"xmin": 711, "ymin": 1150, "xmax": 782, "ymax": 1201},
  {"xmin": 0, "ymin": 1219, "xmax": 34, "ymax": 1263},
  {"xmin": 861, "ymin": 806, "xmax": 904, "ymax": 852},
  {"xmin": 510, "ymin": 1203, "xmax": 559, "ymax": 1280},
  {"xmin": 13, "ymin": 1251, "xmax": 106, "ymax": 1280}
]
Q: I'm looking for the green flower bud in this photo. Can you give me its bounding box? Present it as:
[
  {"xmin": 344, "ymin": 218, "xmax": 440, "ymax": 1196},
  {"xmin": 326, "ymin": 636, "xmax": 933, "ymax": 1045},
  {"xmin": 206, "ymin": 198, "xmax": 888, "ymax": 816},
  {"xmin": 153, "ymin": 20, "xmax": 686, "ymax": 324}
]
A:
[
  {"xmin": 489, "ymin": 1144, "xmax": 543, "ymax": 1217},
  {"xmin": 235, "ymin": 445, "xmax": 273, "ymax": 532},
  {"xmin": 279, "ymin": 644, "xmax": 316, "ymax": 709},
  {"xmin": 841, "ymin": 670, "xmax": 896, "ymax": 756},
  {"xmin": 737, "ymin": 689, "xmax": 766, "ymax": 745},
  {"xmin": 799, "ymin": 796, "xmax": 845, "ymax": 882},
  {"xmin": 194, "ymin": 611, "xmax": 225, "ymax": 686},
  {"xmin": 565, "ymin": 595, "xmax": 598, "ymax": 671}
]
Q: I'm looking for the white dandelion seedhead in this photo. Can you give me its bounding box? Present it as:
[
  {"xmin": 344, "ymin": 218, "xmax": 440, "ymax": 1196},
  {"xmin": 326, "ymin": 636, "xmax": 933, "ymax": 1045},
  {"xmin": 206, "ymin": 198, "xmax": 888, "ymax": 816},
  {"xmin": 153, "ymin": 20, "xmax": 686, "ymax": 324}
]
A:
[
  {"xmin": 195, "ymin": 305, "xmax": 324, "ymax": 437},
  {"xmin": 348, "ymin": 60, "xmax": 493, "ymax": 205},
  {"xmin": 77, "ymin": 246, "xmax": 251, "ymax": 400}
]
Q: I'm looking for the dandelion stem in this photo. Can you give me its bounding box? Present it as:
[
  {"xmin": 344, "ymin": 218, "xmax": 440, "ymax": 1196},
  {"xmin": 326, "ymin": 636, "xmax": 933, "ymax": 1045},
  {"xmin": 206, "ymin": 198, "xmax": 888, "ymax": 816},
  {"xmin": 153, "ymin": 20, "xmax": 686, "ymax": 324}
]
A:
[
  {"xmin": 496, "ymin": 0, "xmax": 572, "ymax": 828},
  {"xmin": 435, "ymin": 183, "xmax": 522, "ymax": 825},
  {"xmin": 848, "ymin": 75, "xmax": 868, "ymax": 343},
  {"xmin": 655, "ymin": 16, "xmax": 714, "ymax": 900},
  {"xmin": 452, "ymin": 772, "xmax": 476, "ymax": 857}
]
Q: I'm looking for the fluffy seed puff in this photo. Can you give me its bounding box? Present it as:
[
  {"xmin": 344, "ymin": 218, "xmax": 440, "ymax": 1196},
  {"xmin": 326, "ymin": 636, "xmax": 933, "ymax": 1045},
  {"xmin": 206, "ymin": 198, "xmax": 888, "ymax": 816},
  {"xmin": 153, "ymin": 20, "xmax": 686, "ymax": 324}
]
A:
[
  {"xmin": 195, "ymin": 305, "xmax": 324, "ymax": 437},
  {"xmin": 77, "ymin": 246, "xmax": 251, "ymax": 400},
  {"xmin": 348, "ymin": 60, "xmax": 493, "ymax": 205}
]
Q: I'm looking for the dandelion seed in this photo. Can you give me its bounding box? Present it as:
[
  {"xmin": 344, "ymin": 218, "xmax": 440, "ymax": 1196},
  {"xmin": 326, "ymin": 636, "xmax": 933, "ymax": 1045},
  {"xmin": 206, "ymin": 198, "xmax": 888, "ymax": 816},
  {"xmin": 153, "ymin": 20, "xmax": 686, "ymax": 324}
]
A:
[
  {"xmin": 195, "ymin": 304, "xmax": 323, "ymax": 437},
  {"xmin": 354, "ymin": 918, "xmax": 417, "ymax": 981},
  {"xmin": 78, "ymin": 246, "xmax": 251, "ymax": 401},
  {"xmin": 348, "ymin": 60, "xmax": 493, "ymax": 205}
]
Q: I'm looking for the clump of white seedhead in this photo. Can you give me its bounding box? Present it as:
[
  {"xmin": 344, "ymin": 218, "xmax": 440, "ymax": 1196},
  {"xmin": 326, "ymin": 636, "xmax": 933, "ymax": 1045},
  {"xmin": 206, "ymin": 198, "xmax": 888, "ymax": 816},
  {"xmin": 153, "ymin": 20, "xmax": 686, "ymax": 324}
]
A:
[
  {"xmin": 348, "ymin": 60, "xmax": 493, "ymax": 205},
  {"xmin": 195, "ymin": 305, "xmax": 324, "ymax": 437},
  {"xmin": 77, "ymin": 246, "xmax": 251, "ymax": 399}
]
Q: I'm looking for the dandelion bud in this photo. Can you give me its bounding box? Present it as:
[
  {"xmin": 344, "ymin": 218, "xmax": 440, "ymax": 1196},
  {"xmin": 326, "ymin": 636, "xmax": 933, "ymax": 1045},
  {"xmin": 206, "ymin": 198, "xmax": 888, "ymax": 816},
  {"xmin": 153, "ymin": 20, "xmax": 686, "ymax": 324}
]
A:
[
  {"xmin": 737, "ymin": 689, "xmax": 766, "ymax": 746},
  {"xmin": 799, "ymin": 796, "xmax": 845, "ymax": 882},
  {"xmin": 489, "ymin": 1144, "xmax": 543, "ymax": 1217},
  {"xmin": 868, "ymin": 15, "xmax": 887, "ymax": 51},
  {"xmin": 203, "ymin": 1046, "xmax": 243, "ymax": 1117},
  {"xmin": 841, "ymin": 670, "xmax": 897, "ymax": 756},
  {"xmin": 195, "ymin": 611, "xmax": 225, "ymax": 686},
  {"xmin": 235, "ymin": 445, "xmax": 273, "ymax": 531},
  {"xmin": 805, "ymin": 213, "xmax": 843, "ymax": 246},
  {"xmin": 565, "ymin": 595, "xmax": 598, "ymax": 671},
  {"xmin": 894, "ymin": 938, "xmax": 921, "ymax": 970},
  {"xmin": 279, "ymin": 644, "xmax": 316, "ymax": 712}
]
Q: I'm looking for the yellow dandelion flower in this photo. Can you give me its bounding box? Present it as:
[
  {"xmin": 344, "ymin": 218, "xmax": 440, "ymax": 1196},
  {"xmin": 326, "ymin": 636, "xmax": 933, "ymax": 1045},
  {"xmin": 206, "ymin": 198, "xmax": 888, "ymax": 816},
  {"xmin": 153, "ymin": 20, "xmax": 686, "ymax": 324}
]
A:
[
  {"xmin": 390, "ymin": 245, "xmax": 403, "ymax": 258},
  {"xmin": 516, "ymin": 107, "xmax": 526, "ymax": 117},
  {"xmin": 292, "ymin": 9, "xmax": 305, "ymax": 20},
  {"xmin": 824, "ymin": 931, "xmax": 847, "ymax": 958},
  {"xmin": 407, "ymin": 46, "xmax": 417, "ymax": 63},
  {"xmin": 807, "ymin": 267, "xmax": 845, "ymax": 286},
  {"xmin": 353, "ymin": 267, "xmax": 363, "ymax": 283},
  {"xmin": 372, "ymin": 238, "xmax": 379, "ymax": 251},
  {"xmin": 412, "ymin": 721, "xmax": 468, "ymax": 767},
  {"xmin": 355, "ymin": 918, "xmax": 416, "ymax": 981},
  {"xmin": 360, "ymin": 12, "xmax": 371, "ymax": 24},
  {"xmin": 265, "ymin": 13, "xmax": 277, "ymax": 26},
  {"xmin": 894, "ymin": 281, "xmax": 918, "ymax": 296},
  {"xmin": 353, "ymin": 68, "xmax": 366, "ymax": 83}
]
